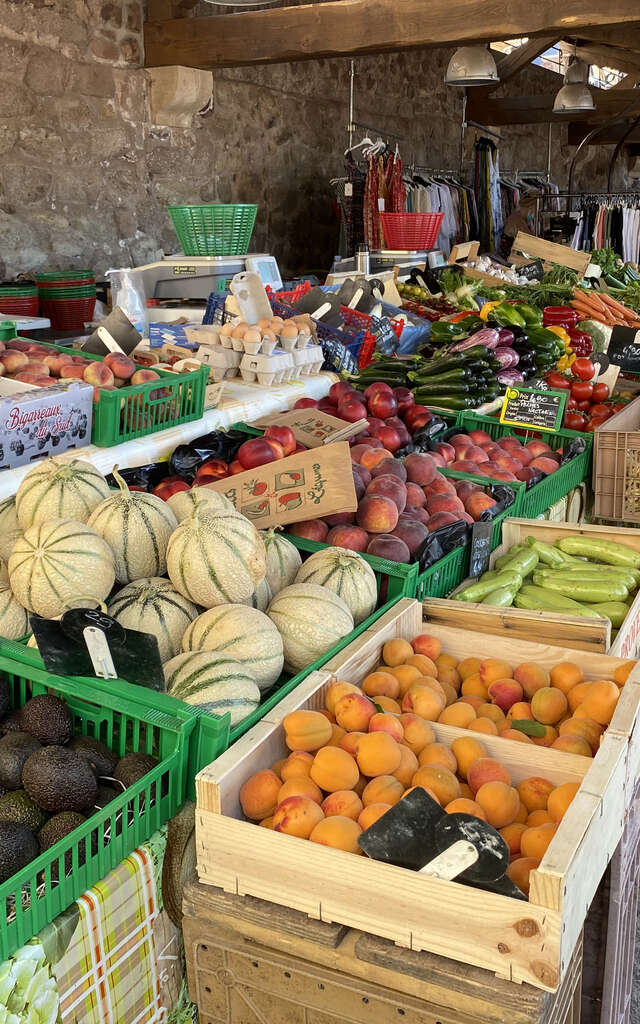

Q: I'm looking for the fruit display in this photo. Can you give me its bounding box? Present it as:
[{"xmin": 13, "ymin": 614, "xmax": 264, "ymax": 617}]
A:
[
  {"xmin": 544, "ymin": 362, "xmax": 624, "ymax": 434},
  {"xmin": 238, "ymin": 630, "xmax": 590, "ymax": 896},
  {"xmin": 434, "ymin": 427, "xmax": 570, "ymax": 485}
]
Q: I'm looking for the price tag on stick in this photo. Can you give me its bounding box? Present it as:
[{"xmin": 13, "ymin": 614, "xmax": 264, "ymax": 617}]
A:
[
  {"xmin": 499, "ymin": 387, "xmax": 567, "ymax": 432},
  {"xmin": 469, "ymin": 520, "xmax": 493, "ymax": 578}
]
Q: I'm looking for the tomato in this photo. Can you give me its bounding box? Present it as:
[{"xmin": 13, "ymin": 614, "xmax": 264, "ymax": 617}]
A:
[
  {"xmin": 564, "ymin": 412, "xmax": 587, "ymax": 431},
  {"xmin": 576, "ymin": 399, "xmax": 592, "ymax": 412},
  {"xmin": 545, "ymin": 371, "xmax": 571, "ymax": 390},
  {"xmin": 571, "ymin": 357, "xmax": 596, "ymax": 381},
  {"xmin": 611, "ymin": 402, "xmax": 626, "ymax": 414},
  {"xmin": 591, "ymin": 382, "xmax": 610, "ymax": 402},
  {"xmin": 566, "ymin": 397, "xmax": 578, "ymax": 411},
  {"xmin": 589, "ymin": 403, "xmax": 613, "ymax": 419},
  {"xmin": 570, "ymin": 380, "xmax": 594, "ymax": 402}
]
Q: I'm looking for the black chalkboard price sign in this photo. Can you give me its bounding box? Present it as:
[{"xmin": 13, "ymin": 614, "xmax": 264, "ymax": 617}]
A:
[
  {"xmin": 500, "ymin": 387, "xmax": 567, "ymax": 432},
  {"xmin": 469, "ymin": 520, "xmax": 493, "ymax": 578},
  {"xmin": 607, "ymin": 326, "xmax": 640, "ymax": 373}
]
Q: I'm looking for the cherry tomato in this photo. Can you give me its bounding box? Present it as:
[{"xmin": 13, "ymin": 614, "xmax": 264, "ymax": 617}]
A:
[
  {"xmin": 571, "ymin": 380, "xmax": 594, "ymax": 402},
  {"xmin": 576, "ymin": 399, "xmax": 592, "ymax": 412},
  {"xmin": 571, "ymin": 357, "xmax": 595, "ymax": 381},
  {"xmin": 564, "ymin": 412, "xmax": 587, "ymax": 431},
  {"xmin": 589, "ymin": 403, "xmax": 613, "ymax": 419},
  {"xmin": 545, "ymin": 371, "xmax": 571, "ymax": 390},
  {"xmin": 611, "ymin": 402, "xmax": 626, "ymax": 414},
  {"xmin": 566, "ymin": 396, "xmax": 578, "ymax": 411},
  {"xmin": 591, "ymin": 382, "xmax": 610, "ymax": 402}
]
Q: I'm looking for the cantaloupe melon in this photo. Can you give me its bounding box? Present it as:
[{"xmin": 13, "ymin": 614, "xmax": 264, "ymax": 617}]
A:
[
  {"xmin": 164, "ymin": 651, "xmax": 261, "ymax": 725},
  {"xmin": 182, "ymin": 604, "xmax": 284, "ymax": 690},
  {"xmin": 108, "ymin": 577, "xmax": 199, "ymax": 663},
  {"xmin": 15, "ymin": 457, "xmax": 110, "ymax": 529},
  {"xmin": 247, "ymin": 576, "xmax": 272, "ymax": 612},
  {"xmin": 295, "ymin": 547, "xmax": 377, "ymax": 625},
  {"xmin": 166, "ymin": 486, "xmax": 233, "ymax": 523},
  {"xmin": 8, "ymin": 518, "xmax": 116, "ymax": 619},
  {"xmin": 260, "ymin": 528, "xmax": 302, "ymax": 596},
  {"xmin": 267, "ymin": 583, "xmax": 354, "ymax": 673},
  {"xmin": 0, "ymin": 584, "xmax": 28, "ymax": 640},
  {"xmin": 166, "ymin": 504, "xmax": 266, "ymax": 608},
  {"xmin": 0, "ymin": 560, "xmax": 7, "ymax": 586},
  {"xmin": 0, "ymin": 497, "xmax": 22, "ymax": 561},
  {"xmin": 88, "ymin": 467, "xmax": 178, "ymax": 583}
]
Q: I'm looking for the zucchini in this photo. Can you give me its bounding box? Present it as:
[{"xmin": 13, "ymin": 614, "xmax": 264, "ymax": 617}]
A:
[
  {"xmin": 531, "ymin": 574, "xmax": 629, "ymax": 603},
  {"xmin": 556, "ymin": 536, "xmax": 640, "ymax": 569},
  {"xmin": 525, "ymin": 537, "xmax": 567, "ymax": 568},
  {"xmin": 514, "ymin": 586, "xmax": 605, "ymax": 617},
  {"xmin": 494, "ymin": 548, "xmax": 538, "ymax": 578},
  {"xmin": 454, "ymin": 570, "xmax": 523, "ymax": 603},
  {"xmin": 588, "ymin": 602, "xmax": 629, "ymax": 627},
  {"xmin": 481, "ymin": 585, "xmax": 518, "ymax": 607}
]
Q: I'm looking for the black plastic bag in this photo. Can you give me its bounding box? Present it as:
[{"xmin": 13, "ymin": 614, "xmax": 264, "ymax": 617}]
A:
[
  {"xmin": 416, "ymin": 519, "xmax": 469, "ymax": 571},
  {"xmin": 169, "ymin": 428, "xmax": 250, "ymax": 482},
  {"xmin": 105, "ymin": 463, "xmax": 170, "ymax": 492}
]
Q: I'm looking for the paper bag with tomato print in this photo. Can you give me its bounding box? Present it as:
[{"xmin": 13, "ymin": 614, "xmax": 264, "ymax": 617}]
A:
[{"xmin": 202, "ymin": 441, "xmax": 358, "ymax": 529}]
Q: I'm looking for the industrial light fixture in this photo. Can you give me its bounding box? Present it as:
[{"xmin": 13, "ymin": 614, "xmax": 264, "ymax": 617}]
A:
[
  {"xmin": 553, "ymin": 58, "xmax": 595, "ymax": 114},
  {"xmin": 445, "ymin": 46, "xmax": 500, "ymax": 87}
]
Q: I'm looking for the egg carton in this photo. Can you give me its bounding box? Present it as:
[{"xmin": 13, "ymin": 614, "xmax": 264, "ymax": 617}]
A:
[
  {"xmin": 229, "ymin": 333, "xmax": 279, "ymax": 356},
  {"xmin": 239, "ymin": 349, "xmax": 296, "ymax": 386},
  {"xmin": 292, "ymin": 344, "xmax": 324, "ymax": 375},
  {"xmin": 277, "ymin": 330, "xmax": 313, "ymax": 352},
  {"xmin": 198, "ymin": 346, "xmax": 242, "ymax": 381}
]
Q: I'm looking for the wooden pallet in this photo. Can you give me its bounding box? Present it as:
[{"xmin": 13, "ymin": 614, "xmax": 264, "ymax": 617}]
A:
[
  {"xmin": 509, "ymin": 233, "xmax": 590, "ymax": 277},
  {"xmin": 195, "ymin": 599, "xmax": 640, "ymax": 993}
]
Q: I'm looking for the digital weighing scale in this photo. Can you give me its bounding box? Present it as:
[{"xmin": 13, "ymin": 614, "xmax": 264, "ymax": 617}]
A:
[
  {"xmin": 134, "ymin": 254, "xmax": 282, "ymax": 304},
  {"xmin": 328, "ymin": 248, "xmax": 446, "ymax": 283}
]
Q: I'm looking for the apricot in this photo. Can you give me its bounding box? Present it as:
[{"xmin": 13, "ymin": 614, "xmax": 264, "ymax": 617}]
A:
[
  {"xmin": 467, "ymin": 757, "xmax": 511, "ymax": 794},
  {"xmin": 406, "ymin": 654, "xmax": 437, "ymax": 676},
  {"xmin": 284, "ymin": 710, "xmax": 333, "ymax": 752},
  {"xmin": 441, "ymin": 683, "xmax": 459, "ymax": 707},
  {"xmin": 458, "ymin": 695, "xmax": 485, "ymax": 712},
  {"xmin": 469, "ymin": 718, "xmax": 498, "ymax": 736},
  {"xmin": 499, "ymin": 728, "xmax": 534, "ymax": 744},
  {"xmin": 401, "ymin": 685, "xmax": 445, "ymax": 721},
  {"xmin": 412, "ymin": 765, "xmax": 460, "ymax": 806},
  {"xmin": 531, "ymin": 726, "xmax": 558, "ymax": 748},
  {"xmin": 551, "ymin": 735, "xmax": 592, "ymax": 757},
  {"xmin": 339, "ymin": 731, "xmax": 365, "ymax": 757},
  {"xmin": 461, "ymin": 674, "xmax": 489, "ymax": 699},
  {"xmin": 386, "ymin": 665, "xmax": 420, "ymax": 695},
  {"xmin": 259, "ymin": 816, "xmax": 275, "ymax": 829},
  {"xmin": 354, "ymin": 774, "xmax": 367, "ymax": 797},
  {"xmin": 506, "ymin": 702, "xmax": 532, "ymax": 722},
  {"xmin": 362, "ymin": 775, "xmax": 404, "ymax": 807},
  {"xmin": 448, "ymin": 737, "xmax": 485, "ymax": 778},
  {"xmin": 274, "ymin": 796, "xmax": 325, "ymax": 838},
  {"xmin": 500, "ymin": 822, "xmax": 527, "ymax": 856},
  {"xmin": 568, "ymin": 680, "xmax": 594, "ymax": 713},
  {"xmin": 437, "ymin": 703, "xmax": 476, "ymax": 729},
  {"xmin": 515, "ymin": 801, "xmax": 528, "ymax": 823},
  {"xmin": 357, "ymin": 732, "xmax": 402, "ymax": 776},
  {"xmin": 547, "ymin": 782, "xmax": 580, "ymax": 822},
  {"xmin": 271, "ymin": 759, "xmax": 286, "ymax": 778},
  {"xmin": 309, "ymin": 815, "xmax": 363, "ymax": 853},
  {"xmin": 410, "ymin": 634, "xmax": 442, "ymax": 661},
  {"xmin": 475, "ymin": 781, "xmax": 520, "ymax": 829},
  {"xmin": 311, "ymin": 746, "xmax": 360, "ymax": 793},
  {"xmin": 614, "ymin": 660, "xmax": 636, "ymax": 686},
  {"xmin": 391, "ymin": 744, "xmax": 419, "ymax": 787},
  {"xmin": 458, "ymin": 657, "xmax": 482, "ymax": 681},
  {"xmin": 403, "ymin": 785, "xmax": 440, "ymax": 804},
  {"xmin": 479, "ymin": 658, "xmax": 512, "ymax": 686},
  {"xmin": 412, "ymin": 675, "xmax": 447, "ymax": 699},
  {"xmin": 459, "ymin": 782, "xmax": 474, "ymax": 799},
  {"xmin": 326, "ymin": 724, "xmax": 347, "ymax": 747},
  {"xmin": 559, "ymin": 716, "xmax": 602, "ymax": 755},
  {"xmin": 487, "ymin": 678, "xmax": 523, "ymax": 712},
  {"xmin": 382, "ymin": 638, "xmax": 414, "ymax": 667},
  {"xmin": 400, "ymin": 714, "xmax": 435, "ymax": 755},
  {"xmin": 326, "ymin": 681, "xmax": 360, "ymax": 715},
  {"xmin": 531, "ymin": 687, "xmax": 568, "ymax": 725},
  {"xmin": 507, "ymin": 857, "xmax": 540, "ymax": 896},
  {"xmin": 368, "ymin": 713, "xmax": 404, "ymax": 743},
  {"xmin": 518, "ymin": 777, "xmax": 554, "ymax": 813},
  {"xmin": 513, "ymin": 662, "xmax": 550, "ymax": 699},
  {"xmin": 240, "ymin": 769, "xmax": 283, "ymax": 820},
  {"xmin": 550, "ymin": 662, "xmax": 584, "ymax": 695},
  {"xmin": 280, "ymin": 751, "xmax": 314, "ymax": 781},
  {"xmin": 278, "ymin": 777, "xmax": 323, "ymax": 805},
  {"xmin": 435, "ymin": 652, "xmax": 458, "ymax": 674},
  {"xmin": 362, "ymin": 671, "xmax": 400, "ymax": 700},
  {"xmin": 445, "ymin": 797, "xmax": 486, "ymax": 820},
  {"xmin": 321, "ymin": 790, "xmax": 363, "ymax": 820},
  {"xmin": 477, "ymin": 703, "xmax": 505, "ymax": 725},
  {"xmin": 318, "ymin": 710, "xmax": 336, "ymax": 724},
  {"xmin": 521, "ymin": 823, "xmax": 557, "ymax": 860},
  {"xmin": 418, "ymin": 742, "xmax": 457, "ymax": 773},
  {"xmin": 377, "ymin": 697, "xmax": 402, "ymax": 716},
  {"xmin": 437, "ymin": 666, "xmax": 461, "ymax": 691},
  {"xmin": 579, "ymin": 680, "xmax": 619, "ymax": 725},
  {"xmin": 335, "ymin": 692, "xmax": 376, "ymax": 732},
  {"xmin": 358, "ymin": 803, "xmax": 392, "ymax": 829},
  {"xmin": 527, "ymin": 810, "xmax": 553, "ymax": 827}
]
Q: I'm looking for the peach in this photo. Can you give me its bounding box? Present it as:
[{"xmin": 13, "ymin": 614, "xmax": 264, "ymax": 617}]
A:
[
  {"xmin": 278, "ymin": 777, "xmax": 323, "ymax": 805},
  {"xmin": 461, "ymin": 674, "xmax": 489, "ymax": 699},
  {"xmin": 530, "ymin": 456, "xmax": 559, "ymax": 474},
  {"xmin": 360, "ymin": 448, "xmax": 394, "ymax": 471},
  {"xmin": 468, "ymin": 718, "xmax": 498, "ymax": 736},
  {"xmin": 465, "ymin": 492, "xmax": 498, "ymax": 521},
  {"xmin": 437, "ymin": 703, "xmax": 476, "ymax": 729},
  {"xmin": 391, "ymin": 744, "xmax": 419, "ymax": 787},
  {"xmin": 351, "ymin": 444, "xmax": 374, "ymax": 464},
  {"xmin": 400, "ymin": 713, "xmax": 435, "ymax": 755},
  {"xmin": 404, "ymin": 453, "xmax": 438, "ymax": 486},
  {"xmin": 326, "ymin": 681, "xmax": 361, "ymax": 715},
  {"xmin": 382, "ymin": 638, "xmax": 414, "ymax": 667},
  {"xmin": 530, "ymin": 687, "xmax": 568, "ymax": 725},
  {"xmin": 366, "ymin": 534, "xmax": 411, "ymax": 562},
  {"xmin": 487, "ymin": 678, "xmax": 523, "ymax": 712},
  {"xmin": 240, "ymin": 769, "xmax": 284, "ymax": 820},
  {"xmin": 434, "ymin": 441, "xmax": 456, "ymax": 463},
  {"xmin": 550, "ymin": 662, "xmax": 584, "ymax": 695},
  {"xmin": 311, "ymin": 747, "xmax": 360, "ymax": 792},
  {"xmin": 507, "ymin": 857, "xmax": 540, "ymax": 896},
  {"xmin": 284, "ymin": 710, "xmax": 333, "ymax": 752},
  {"xmin": 418, "ymin": 742, "xmax": 457, "ymax": 773},
  {"xmin": 362, "ymin": 775, "xmax": 404, "ymax": 807},
  {"xmin": 357, "ymin": 733, "xmax": 402, "ymax": 777},
  {"xmin": 367, "ymin": 474, "xmax": 407, "ymax": 512},
  {"xmin": 506, "ymin": 702, "xmax": 532, "ymax": 722},
  {"xmin": 411, "ymin": 634, "xmax": 442, "ymax": 661},
  {"xmin": 358, "ymin": 803, "xmax": 391, "ymax": 829},
  {"xmin": 531, "ymin": 726, "xmax": 558, "ymax": 748},
  {"xmin": 2, "ymin": 351, "xmax": 29, "ymax": 374},
  {"xmin": 458, "ymin": 657, "xmax": 482, "ymax": 681},
  {"xmin": 579, "ymin": 679, "xmax": 619, "ymax": 725},
  {"xmin": 547, "ymin": 782, "xmax": 580, "ymax": 822},
  {"xmin": 288, "ymin": 520, "xmax": 329, "ymax": 542},
  {"xmin": 309, "ymin": 815, "xmax": 363, "ymax": 853},
  {"xmin": 357, "ymin": 494, "xmax": 399, "ymax": 534},
  {"xmin": 43, "ymin": 353, "xmax": 73, "ymax": 376},
  {"xmin": 405, "ymin": 482, "xmax": 428, "ymax": 507},
  {"xmin": 368, "ymin": 713, "xmax": 404, "ymax": 743},
  {"xmin": 426, "ymin": 493, "xmax": 465, "ymax": 516},
  {"xmin": 426, "ymin": 511, "xmax": 463, "ymax": 531},
  {"xmin": 551, "ymin": 735, "xmax": 592, "ymax": 757},
  {"xmin": 517, "ymin": 777, "xmax": 554, "ymax": 813},
  {"xmin": 477, "ymin": 703, "xmax": 505, "ymax": 725},
  {"xmin": 335, "ymin": 692, "xmax": 376, "ymax": 732},
  {"xmin": 513, "ymin": 662, "xmax": 550, "ymax": 698},
  {"xmin": 521, "ymin": 823, "xmax": 558, "ymax": 860},
  {"xmin": 402, "ymin": 685, "xmax": 445, "ymax": 721},
  {"xmin": 104, "ymin": 352, "xmax": 136, "ymax": 380},
  {"xmin": 558, "ymin": 716, "xmax": 602, "ymax": 755},
  {"xmin": 391, "ymin": 521, "xmax": 428, "ymax": 558},
  {"xmin": 467, "ymin": 757, "xmax": 511, "ymax": 794},
  {"xmin": 445, "ymin": 798, "xmax": 486, "ymax": 820},
  {"xmin": 321, "ymin": 790, "xmax": 363, "ymax": 820},
  {"xmin": 501, "ymin": 822, "xmax": 528, "ymax": 856},
  {"xmin": 370, "ymin": 457, "xmax": 407, "ymax": 482},
  {"xmin": 280, "ymin": 750, "xmax": 314, "ymax": 781},
  {"xmin": 479, "ymin": 659, "xmax": 513, "ymax": 685},
  {"xmin": 412, "ymin": 765, "xmax": 460, "ymax": 806},
  {"xmin": 327, "ymin": 525, "xmax": 369, "ymax": 553},
  {"xmin": 614, "ymin": 661, "xmax": 636, "ymax": 686},
  {"xmin": 475, "ymin": 781, "xmax": 520, "ymax": 828},
  {"xmin": 83, "ymin": 362, "xmax": 115, "ymax": 387},
  {"xmin": 362, "ymin": 671, "xmax": 401, "ymax": 700},
  {"xmin": 450, "ymin": 736, "xmax": 488, "ymax": 778},
  {"xmin": 131, "ymin": 368, "xmax": 160, "ymax": 385}
]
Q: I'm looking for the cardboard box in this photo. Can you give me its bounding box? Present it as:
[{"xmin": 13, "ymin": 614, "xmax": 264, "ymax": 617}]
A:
[{"xmin": 0, "ymin": 379, "xmax": 93, "ymax": 470}]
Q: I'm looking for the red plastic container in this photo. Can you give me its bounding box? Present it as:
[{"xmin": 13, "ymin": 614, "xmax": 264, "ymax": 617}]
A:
[
  {"xmin": 543, "ymin": 306, "xmax": 580, "ymax": 329},
  {"xmin": 37, "ymin": 277, "xmax": 95, "ymax": 290},
  {"xmin": 39, "ymin": 297, "xmax": 97, "ymax": 330},
  {"xmin": 380, "ymin": 212, "xmax": 444, "ymax": 250},
  {"xmin": 0, "ymin": 298, "xmax": 39, "ymax": 317}
]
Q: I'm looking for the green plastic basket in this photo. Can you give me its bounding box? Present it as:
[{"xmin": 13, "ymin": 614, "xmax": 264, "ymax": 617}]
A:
[
  {"xmin": 36, "ymin": 270, "xmax": 94, "ymax": 282},
  {"xmin": 0, "ymin": 286, "xmax": 38, "ymax": 297},
  {"xmin": 0, "ymin": 643, "xmax": 197, "ymax": 960},
  {"xmin": 454, "ymin": 411, "xmax": 593, "ymax": 520},
  {"xmin": 415, "ymin": 543, "xmax": 469, "ymax": 600},
  {"xmin": 169, "ymin": 204, "xmax": 258, "ymax": 256}
]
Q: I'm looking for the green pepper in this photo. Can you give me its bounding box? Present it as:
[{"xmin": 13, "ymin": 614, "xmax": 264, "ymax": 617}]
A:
[
  {"xmin": 430, "ymin": 321, "xmax": 469, "ymax": 344},
  {"xmin": 511, "ymin": 303, "xmax": 542, "ymax": 327},
  {"xmin": 488, "ymin": 303, "xmax": 526, "ymax": 328},
  {"xmin": 526, "ymin": 327, "xmax": 566, "ymax": 346}
]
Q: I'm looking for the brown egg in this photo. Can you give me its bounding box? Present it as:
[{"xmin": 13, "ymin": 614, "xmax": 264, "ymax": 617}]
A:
[
  {"xmin": 231, "ymin": 325, "xmax": 247, "ymax": 339},
  {"xmin": 261, "ymin": 329, "xmax": 277, "ymax": 343},
  {"xmin": 257, "ymin": 318, "xmax": 272, "ymax": 330},
  {"xmin": 220, "ymin": 322, "xmax": 233, "ymax": 337},
  {"xmin": 280, "ymin": 322, "xmax": 299, "ymax": 340},
  {"xmin": 244, "ymin": 328, "xmax": 262, "ymax": 345}
]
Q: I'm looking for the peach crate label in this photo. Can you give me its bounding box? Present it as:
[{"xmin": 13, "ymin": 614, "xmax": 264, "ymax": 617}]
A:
[
  {"xmin": 203, "ymin": 440, "xmax": 358, "ymax": 528},
  {"xmin": 254, "ymin": 409, "xmax": 365, "ymax": 448}
]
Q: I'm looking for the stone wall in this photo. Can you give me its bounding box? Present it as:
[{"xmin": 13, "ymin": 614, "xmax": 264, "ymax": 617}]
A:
[{"xmin": 0, "ymin": 1, "xmax": 630, "ymax": 278}]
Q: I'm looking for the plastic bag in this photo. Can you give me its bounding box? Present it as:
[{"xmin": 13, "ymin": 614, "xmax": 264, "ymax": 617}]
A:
[
  {"xmin": 107, "ymin": 269, "xmax": 146, "ymax": 336},
  {"xmin": 169, "ymin": 428, "xmax": 250, "ymax": 482}
]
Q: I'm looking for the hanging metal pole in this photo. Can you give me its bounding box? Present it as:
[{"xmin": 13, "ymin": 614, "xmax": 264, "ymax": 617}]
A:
[
  {"xmin": 460, "ymin": 90, "xmax": 467, "ymax": 175},
  {"xmin": 547, "ymin": 123, "xmax": 552, "ymax": 182},
  {"xmin": 348, "ymin": 59, "xmax": 356, "ymax": 150}
]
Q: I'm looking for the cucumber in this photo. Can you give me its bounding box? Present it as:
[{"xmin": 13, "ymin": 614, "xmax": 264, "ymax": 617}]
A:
[
  {"xmin": 531, "ymin": 574, "xmax": 629, "ymax": 603},
  {"xmin": 556, "ymin": 536, "xmax": 640, "ymax": 569},
  {"xmin": 588, "ymin": 602, "xmax": 630, "ymax": 627},
  {"xmin": 514, "ymin": 586, "xmax": 605, "ymax": 618}
]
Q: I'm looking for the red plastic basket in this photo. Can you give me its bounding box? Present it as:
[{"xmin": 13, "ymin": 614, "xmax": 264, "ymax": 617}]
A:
[
  {"xmin": 266, "ymin": 281, "xmax": 312, "ymax": 305},
  {"xmin": 39, "ymin": 297, "xmax": 96, "ymax": 329},
  {"xmin": 0, "ymin": 298, "xmax": 39, "ymax": 316},
  {"xmin": 380, "ymin": 212, "xmax": 444, "ymax": 250}
]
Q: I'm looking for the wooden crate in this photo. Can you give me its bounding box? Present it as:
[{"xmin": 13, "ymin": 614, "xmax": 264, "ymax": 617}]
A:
[
  {"xmin": 592, "ymin": 397, "xmax": 640, "ymax": 524},
  {"xmin": 195, "ymin": 598, "xmax": 640, "ymax": 993},
  {"xmin": 509, "ymin": 233, "xmax": 590, "ymax": 278},
  {"xmin": 183, "ymin": 880, "xmax": 585, "ymax": 1024},
  {"xmin": 448, "ymin": 241, "xmax": 510, "ymax": 287},
  {"xmin": 424, "ymin": 519, "xmax": 640, "ymax": 660}
]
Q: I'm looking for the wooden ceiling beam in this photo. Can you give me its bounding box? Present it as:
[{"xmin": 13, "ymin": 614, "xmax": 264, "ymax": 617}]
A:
[
  {"xmin": 144, "ymin": 1, "xmax": 640, "ymax": 70},
  {"xmin": 578, "ymin": 24, "xmax": 640, "ymax": 51},
  {"xmin": 560, "ymin": 41, "xmax": 640, "ymax": 75},
  {"xmin": 490, "ymin": 36, "xmax": 559, "ymax": 88},
  {"xmin": 568, "ymin": 121, "xmax": 640, "ymax": 144},
  {"xmin": 466, "ymin": 88, "xmax": 640, "ymax": 124}
]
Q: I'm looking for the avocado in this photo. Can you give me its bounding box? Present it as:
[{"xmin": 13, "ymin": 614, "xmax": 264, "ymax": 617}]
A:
[
  {"xmin": 22, "ymin": 746, "xmax": 97, "ymax": 813},
  {"xmin": 0, "ymin": 709, "xmax": 23, "ymax": 738},
  {"xmin": 0, "ymin": 821, "xmax": 39, "ymax": 883},
  {"xmin": 69, "ymin": 736, "xmax": 117, "ymax": 779},
  {"xmin": 0, "ymin": 732, "xmax": 41, "ymax": 790},
  {"xmin": 95, "ymin": 784, "xmax": 119, "ymax": 809},
  {"xmin": 0, "ymin": 789, "xmax": 48, "ymax": 832},
  {"xmin": 114, "ymin": 752, "xmax": 159, "ymax": 788},
  {"xmin": 0, "ymin": 677, "xmax": 10, "ymax": 719},
  {"xmin": 38, "ymin": 812, "xmax": 86, "ymax": 852},
  {"xmin": 20, "ymin": 694, "xmax": 72, "ymax": 746}
]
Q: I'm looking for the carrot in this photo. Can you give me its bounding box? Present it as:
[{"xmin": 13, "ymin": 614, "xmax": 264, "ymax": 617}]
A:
[
  {"xmin": 572, "ymin": 289, "xmax": 607, "ymax": 316},
  {"xmin": 599, "ymin": 293, "xmax": 636, "ymax": 321}
]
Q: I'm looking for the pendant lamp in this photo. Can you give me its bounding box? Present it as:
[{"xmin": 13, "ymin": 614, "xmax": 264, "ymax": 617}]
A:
[
  {"xmin": 553, "ymin": 59, "xmax": 594, "ymax": 114},
  {"xmin": 445, "ymin": 46, "xmax": 500, "ymax": 87}
]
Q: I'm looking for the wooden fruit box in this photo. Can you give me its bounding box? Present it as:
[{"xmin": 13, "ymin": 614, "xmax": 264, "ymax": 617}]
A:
[
  {"xmin": 424, "ymin": 519, "xmax": 640, "ymax": 660},
  {"xmin": 195, "ymin": 598, "xmax": 640, "ymax": 993}
]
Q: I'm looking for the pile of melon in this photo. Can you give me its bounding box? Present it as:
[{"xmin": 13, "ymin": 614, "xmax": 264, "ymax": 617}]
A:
[{"xmin": 0, "ymin": 455, "xmax": 378, "ymax": 727}]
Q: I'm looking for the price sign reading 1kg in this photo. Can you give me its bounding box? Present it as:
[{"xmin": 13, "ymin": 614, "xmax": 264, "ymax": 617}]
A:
[{"xmin": 499, "ymin": 386, "xmax": 567, "ymax": 433}]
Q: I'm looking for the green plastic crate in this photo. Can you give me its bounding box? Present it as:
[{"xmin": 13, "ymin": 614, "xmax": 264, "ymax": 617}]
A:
[
  {"xmin": 415, "ymin": 543, "xmax": 469, "ymax": 600},
  {"xmin": 169, "ymin": 204, "xmax": 258, "ymax": 257},
  {"xmin": 0, "ymin": 643, "xmax": 197, "ymax": 960},
  {"xmin": 453, "ymin": 411, "xmax": 593, "ymax": 520},
  {"xmin": 285, "ymin": 533, "xmax": 418, "ymax": 604},
  {"xmin": 10, "ymin": 338, "xmax": 209, "ymax": 448}
]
